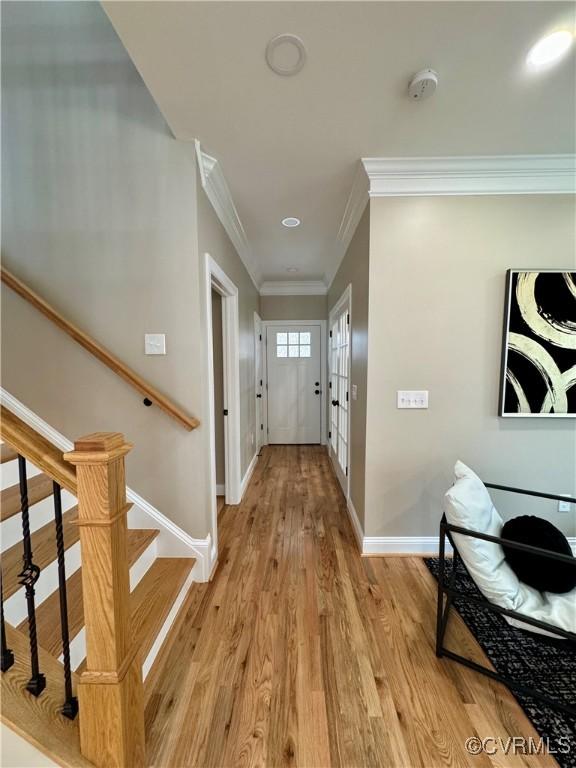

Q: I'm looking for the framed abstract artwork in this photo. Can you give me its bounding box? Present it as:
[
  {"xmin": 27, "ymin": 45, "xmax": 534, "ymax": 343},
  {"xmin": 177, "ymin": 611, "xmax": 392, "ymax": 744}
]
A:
[{"xmin": 499, "ymin": 270, "xmax": 576, "ymax": 417}]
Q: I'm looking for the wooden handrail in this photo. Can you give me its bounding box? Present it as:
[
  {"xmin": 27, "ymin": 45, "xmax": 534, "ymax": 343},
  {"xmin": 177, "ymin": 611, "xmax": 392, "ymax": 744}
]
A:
[
  {"xmin": 1, "ymin": 268, "xmax": 199, "ymax": 431},
  {"xmin": 0, "ymin": 405, "xmax": 77, "ymax": 493}
]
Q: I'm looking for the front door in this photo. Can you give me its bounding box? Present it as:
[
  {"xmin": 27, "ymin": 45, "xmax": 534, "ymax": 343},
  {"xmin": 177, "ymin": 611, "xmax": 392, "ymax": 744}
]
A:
[{"xmin": 266, "ymin": 325, "xmax": 322, "ymax": 444}]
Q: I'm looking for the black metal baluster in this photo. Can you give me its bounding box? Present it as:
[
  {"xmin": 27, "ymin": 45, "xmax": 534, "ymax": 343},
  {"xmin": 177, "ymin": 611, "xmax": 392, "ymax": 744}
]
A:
[
  {"xmin": 1, "ymin": 573, "xmax": 14, "ymax": 672},
  {"xmin": 17, "ymin": 455, "xmax": 46, "ymax": 696},
  {"xmin": 52, "ymin": 482, "xmax": 78, "ymax": 719}
]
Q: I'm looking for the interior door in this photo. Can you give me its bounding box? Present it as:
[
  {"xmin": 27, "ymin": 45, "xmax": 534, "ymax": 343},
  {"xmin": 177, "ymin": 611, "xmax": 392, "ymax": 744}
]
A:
[
  {"xmin": 266, "ymin": 325, "xmax": 321, "ymax": 444},
  {"xmin": 329, "ymin": 305, "xmax": 350, "ymax": 493},
  {"xmin": 254, "ymin": 314, "xmax": 264, "ymax": 451}
]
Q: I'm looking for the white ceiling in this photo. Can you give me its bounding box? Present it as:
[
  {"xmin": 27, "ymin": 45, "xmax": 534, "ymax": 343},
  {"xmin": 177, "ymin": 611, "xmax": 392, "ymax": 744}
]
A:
[{"xmin": 104, "ymin": 1, "xmax": 576, "ymax": 285}]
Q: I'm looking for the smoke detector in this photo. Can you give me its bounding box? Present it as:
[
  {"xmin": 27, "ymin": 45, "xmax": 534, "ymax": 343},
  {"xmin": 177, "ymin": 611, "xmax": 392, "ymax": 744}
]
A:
[{"xmin": 408, "ymin": 69, "xmax": 438, "ymax": 101}]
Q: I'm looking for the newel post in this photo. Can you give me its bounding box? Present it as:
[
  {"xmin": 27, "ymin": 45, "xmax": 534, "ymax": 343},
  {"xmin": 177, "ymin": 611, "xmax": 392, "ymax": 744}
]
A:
[{"xmin": 64, "ymin": 433, "xmax": 145, "ymax": 768}]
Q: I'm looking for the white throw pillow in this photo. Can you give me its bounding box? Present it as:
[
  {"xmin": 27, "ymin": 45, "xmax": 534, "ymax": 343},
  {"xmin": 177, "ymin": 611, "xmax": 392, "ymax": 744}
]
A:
[{"xmin": 443, "ymin": 461, "xmax": 575, "ymax": 638}]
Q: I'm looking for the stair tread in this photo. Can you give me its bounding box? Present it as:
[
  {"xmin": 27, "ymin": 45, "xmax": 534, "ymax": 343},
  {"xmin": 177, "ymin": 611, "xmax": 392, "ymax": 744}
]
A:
[
  {"xmin": 1, "ymin": 472, "xmax": 54, "ymax": 522},
  {"xmin": 130, "ymin": 558, "xmax": 194, "ymax": 663},
  {"xmin": 2, "ymin": 506, "xmax": 79, "ymax": 601},
  {"xmin": 20, "ymin": 528, "xmax": 159, "ymax": 657},
  {"xmin": 1, "ymin": 624, "xmax": 90, "ymax": 768},
  {"xmin": 0, "ymin": 444, "xmax": 18, "ymax": 464}
]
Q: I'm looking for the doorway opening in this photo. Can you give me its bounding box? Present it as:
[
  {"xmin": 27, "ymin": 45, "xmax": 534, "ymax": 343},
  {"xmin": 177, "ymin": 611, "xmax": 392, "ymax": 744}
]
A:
[
  {"xmin": 262, "ymin": 320, "xmax": 327, "ymax": 445},
  {"xmin": 204, "ymin": 253, "xmax": 241, "ymax": 562}
]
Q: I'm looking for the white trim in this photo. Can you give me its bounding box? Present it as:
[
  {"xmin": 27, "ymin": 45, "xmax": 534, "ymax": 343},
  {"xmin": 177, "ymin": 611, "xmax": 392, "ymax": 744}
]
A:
[
  {"xmin": 326, "ymin": 161, "xmax": 370, "ymax": 288},
  {"xmin": 328, "ymin": 284, "xmax": 352, "ymax": 498},
  {"xmin": 216, "ymin": 484, "xmax": 225, "ymax": 496},
  {"xmin": 0, "ymin": 388, "xmax": 211, "ymax": 581},
  {"xmin": 195, "ymin": 141, "xmax": 261, "ymax": 290},
  {"xmin": 362, "ymin": 155, "xmax": 576, "ymax": 197},
  {"xmin": 570, "ymin": 538, "xmax": 576, "ymax": 556},
  {"xmin": 254, "ymin": 311, "xmax": 264, "ymax": 454},
  {"xmin": 259, "ymin": 280, "xmax": 327, "ymax": 296},
  {"xmin": 261, "ymin": 319, "xmax": 327, "ymax": 446},
  {"xmin": 362, "ymin": 537, "xmax": 453, "ymax": 556},
  {"xmin": 346, "ymin": 497, "xmax": 364, "ymax": 550},
  {"xmin": 204, "ymin": 254, "xmax": 243, "ymax": 575},
  {"xmin": 240, "ymin": 452, "xmax": 259, "ymax": 497}
]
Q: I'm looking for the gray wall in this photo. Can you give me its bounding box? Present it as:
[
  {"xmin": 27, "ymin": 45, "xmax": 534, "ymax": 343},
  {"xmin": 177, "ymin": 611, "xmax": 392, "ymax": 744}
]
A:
[
  {"xmin": 365, "ymin": 195, "xmax": 576, "ymax": 539},
  {"xmin": 328, "ymin": 204, "xmax": 370, "ymax": 525},
  {"xmin": 259, "ymin": 294, "xmax": 327, "ymax": 320},
  {"xmin": 1, "ymin": 1, "xmax": 257, "ymax": 539},
  {"xmin": 197, "ymin": 171, "xmax": 259, "ymax": 479}
]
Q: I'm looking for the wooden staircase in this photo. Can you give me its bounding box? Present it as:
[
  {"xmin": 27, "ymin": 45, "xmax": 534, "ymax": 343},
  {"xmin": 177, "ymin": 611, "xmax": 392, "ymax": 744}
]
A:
[{"xmin": 1, "ymin": 408, "xmax": 196, "ymax": 766}]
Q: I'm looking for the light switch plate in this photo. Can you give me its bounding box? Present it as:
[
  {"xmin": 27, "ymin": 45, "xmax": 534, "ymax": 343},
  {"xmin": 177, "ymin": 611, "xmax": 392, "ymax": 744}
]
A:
[
  {"xmin": 351, "ymin": 384, "xmax": 358, "ymax": 401},
  {"xmin": 145, "ymin": 333, "xmax": 166, "ymax": 355},
  {"xmin": 397, "ymin": 390, "xmax": 429, "ymax": 409},
  {"xmin": 558, "ymin": 496, "xmax": 572, "ymax": 513}
]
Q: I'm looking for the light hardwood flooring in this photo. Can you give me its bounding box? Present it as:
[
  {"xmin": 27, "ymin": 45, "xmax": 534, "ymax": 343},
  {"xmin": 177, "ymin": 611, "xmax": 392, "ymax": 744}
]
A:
[{"xmin": 145, "ymin": 446, "xmax": 555, "ymax": 768}]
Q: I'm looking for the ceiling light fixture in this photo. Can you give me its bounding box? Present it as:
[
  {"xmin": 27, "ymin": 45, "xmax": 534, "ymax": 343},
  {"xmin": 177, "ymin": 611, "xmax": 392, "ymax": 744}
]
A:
[
  {"xmin": 282, "ymin": 217, "xmax": 301, "ymax": 228},
  {"xmin": 527, "ymin": 30, "xmax": 573, "ymax": 69},
  {"xmin": 286, "ymin": 267, "xmax": 299, "ymax": 273},
  {"xmin": 266, "ymin": 34, "xmax": 307, "ymax": 76}
]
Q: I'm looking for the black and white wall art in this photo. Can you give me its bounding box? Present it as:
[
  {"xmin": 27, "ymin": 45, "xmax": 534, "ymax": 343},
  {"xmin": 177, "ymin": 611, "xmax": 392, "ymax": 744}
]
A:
[{"xmin": 500, "ymin": 270, "xmax": 576, "ymax": 417}]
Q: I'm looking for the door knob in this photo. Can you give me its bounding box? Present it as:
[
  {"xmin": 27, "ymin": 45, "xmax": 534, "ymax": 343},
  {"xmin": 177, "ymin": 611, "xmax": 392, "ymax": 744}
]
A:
[
  {"xmin": 332, "ymin": 399, "xmax": 339, "ymax": 407},
  {"xmin": 256, "ymin": 394, "xmax": 262, "ymax": 398},
  {"xmin": 315, "ymin": 381, "xmax": 320, "ymax": 386},
  {"xmin": 315, "ymin": 389, "xmax": 320, "ymax": 395}
]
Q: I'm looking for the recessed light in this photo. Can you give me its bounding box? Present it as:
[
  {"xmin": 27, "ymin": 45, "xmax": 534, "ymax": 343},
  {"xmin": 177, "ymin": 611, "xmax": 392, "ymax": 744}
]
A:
[
  {"xmin": 527, "ymin": 30, "xmax": 573, "ymax": 69},
  {"xmin": 282, "ymin": 217, "xmax": 301, "ymax": 228},
  {"xmin": 286, "ymin": 267, "xmax": 299, "ymax": 273}
]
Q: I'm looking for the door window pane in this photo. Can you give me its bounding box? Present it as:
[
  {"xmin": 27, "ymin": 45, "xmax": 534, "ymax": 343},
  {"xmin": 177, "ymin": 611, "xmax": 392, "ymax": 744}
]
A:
[
  {"xmin": 289, "ymin": 332, "xmax": 299, "ymax": 345},
  {"xmin": 299, "ymin": 332, "xmax": 311, "ymax": 344},
  {"xmin": 277, "ymin": 345, "xmax": 287, "ymax": 358},
  {"xmin": 300, "ymin": 345, "xmax": 311, "ymax": 358},
  {"xmin": 276, "ymin": 332, "xmax": 287, "ymax": 345},
  {"xmin": 289, "ymin": 345, "xmax": 299, "ymax": 357}
]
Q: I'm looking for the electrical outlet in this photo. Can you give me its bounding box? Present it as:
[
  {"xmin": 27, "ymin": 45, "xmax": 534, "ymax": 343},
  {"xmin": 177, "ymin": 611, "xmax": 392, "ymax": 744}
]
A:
[
  {"xmin": 558, "ymin": 495, "xmax": 572, "ymax": 513},
  {"xmin": 397, "ymin": 390, "xmax": 429, "ymax": 409}
]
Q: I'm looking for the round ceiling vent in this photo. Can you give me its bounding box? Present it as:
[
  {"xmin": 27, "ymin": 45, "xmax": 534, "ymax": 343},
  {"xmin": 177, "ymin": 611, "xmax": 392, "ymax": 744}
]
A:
[{"xmin": 266, "ymin": 34, "xmax": 307, "ymax": 76}]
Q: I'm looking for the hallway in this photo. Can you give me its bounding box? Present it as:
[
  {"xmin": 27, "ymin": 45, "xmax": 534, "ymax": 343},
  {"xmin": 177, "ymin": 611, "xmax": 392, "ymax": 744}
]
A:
[{"xmin": 144, "ymin": 446, "xmax": 550, "ymax": 768}]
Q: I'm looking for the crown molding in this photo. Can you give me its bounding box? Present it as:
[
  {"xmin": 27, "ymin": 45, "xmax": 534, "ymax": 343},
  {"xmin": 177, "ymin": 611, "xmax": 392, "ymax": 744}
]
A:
[
  {"xmin": 362, "ymin": 154, "xmax": 576, "ymax": 197},
  {"xmin": 260, "ymin": 280, "xmax": 327, "ymax": 296},
  {"xmin": 195, "ymin": 141, "xmax": 261, "ymax": 289},
  {"xmin": 325, "ymin": 161, "xmax": 369, "ymax": 289}
]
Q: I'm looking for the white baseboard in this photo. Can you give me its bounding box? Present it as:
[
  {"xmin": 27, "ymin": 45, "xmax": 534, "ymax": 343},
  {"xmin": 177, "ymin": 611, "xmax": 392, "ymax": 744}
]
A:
[
  {"xmin": 569, "ymin": 538, "xmax": 576, "ymax": 556},
  {"xmin": 240, "ymin": 451, "xmax": 258, "ymax": 498},
  {"xmin": 0, "ymin": 388, "xmax": 212, "ymax": 581},
  {"xmin": 346, "ymin": 497, "xmax": 364, "ymax": 549},
  {"xmin": 362, "ymin": 536, "xmax": 453, "ymax": 556},
  {"xmin": 216, "ymin": 483, "xmax": 225, "ymax": 496}
]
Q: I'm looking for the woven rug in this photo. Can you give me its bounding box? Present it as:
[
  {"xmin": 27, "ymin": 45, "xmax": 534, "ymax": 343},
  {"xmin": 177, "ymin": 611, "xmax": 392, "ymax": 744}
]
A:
[{"xmin": 425, "ymin": 557, "xmax": 576, "ymax": 768}]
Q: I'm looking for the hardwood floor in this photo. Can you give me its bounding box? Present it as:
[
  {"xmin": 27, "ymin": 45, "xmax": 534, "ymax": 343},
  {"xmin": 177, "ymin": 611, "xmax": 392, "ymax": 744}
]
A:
[{"xmin": 145, "ymin": 446, "xmax": 554, "ymax": 768}]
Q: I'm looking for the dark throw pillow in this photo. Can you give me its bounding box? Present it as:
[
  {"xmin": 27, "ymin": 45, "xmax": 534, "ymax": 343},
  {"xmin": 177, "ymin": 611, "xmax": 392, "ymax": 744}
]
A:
[{"xmin": 501, "ymin": 515, "xmax": 576, "ymax": 594}]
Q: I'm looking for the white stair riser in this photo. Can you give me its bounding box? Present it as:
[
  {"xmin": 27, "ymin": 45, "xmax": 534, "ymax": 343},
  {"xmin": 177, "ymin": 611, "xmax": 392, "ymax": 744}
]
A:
[
  {"xmin": 1, "ymin": 458, "xmax": 42, "ymax": 490},
  {"xmin": 3, "ymin": 542, "xmax": 82, "ymax": 627},
  {"xmin": 1, "ymin": 490, "xmax": 77, "ymax": 552},
  {"xmin": 58, "ymin": 538, "xmax": 158, "ymax": 672}
]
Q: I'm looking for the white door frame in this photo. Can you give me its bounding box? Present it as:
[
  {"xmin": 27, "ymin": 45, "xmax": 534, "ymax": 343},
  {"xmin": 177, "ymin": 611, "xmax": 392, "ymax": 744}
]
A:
[
  {"xmin": 328, "ymin": 285, "xmax": 352, "ymax": 499},
  {"xmin": 254, "ymin": 311, "xmax": 264, "ymax": 453},
  {"xmin": 204, "ymin": 253, "xmax": 242, "ymax": 560},
  {"xmin": 261, "ymin": 319, "xmax": 327, "ymax": 446}
]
